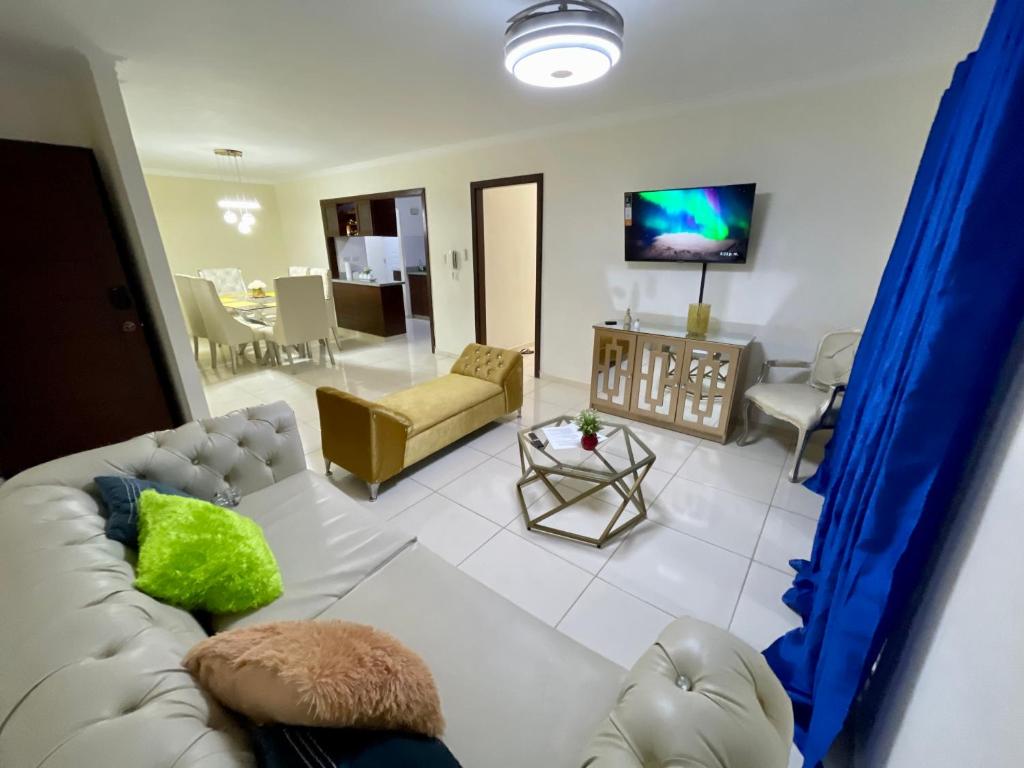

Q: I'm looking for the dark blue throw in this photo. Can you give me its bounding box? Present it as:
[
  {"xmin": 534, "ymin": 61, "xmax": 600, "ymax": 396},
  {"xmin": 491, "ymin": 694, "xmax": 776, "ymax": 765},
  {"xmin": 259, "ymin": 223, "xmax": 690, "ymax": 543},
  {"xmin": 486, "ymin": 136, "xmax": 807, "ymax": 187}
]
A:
[
  {"xmin": 763, "ymin": 1, "xmax": 1024, "ymax": 765},
  {"xmin": 250, "ymin": 726, "xmax": 462, "ymax": 768}
]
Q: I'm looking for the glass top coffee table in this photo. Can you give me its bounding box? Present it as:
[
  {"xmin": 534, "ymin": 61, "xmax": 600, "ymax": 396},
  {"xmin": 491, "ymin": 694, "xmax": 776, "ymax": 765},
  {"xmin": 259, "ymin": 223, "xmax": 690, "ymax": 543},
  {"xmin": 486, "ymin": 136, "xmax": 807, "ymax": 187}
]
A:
[{"xmin": 515, "ymin": 416, "xmax": 656, "ymax": 548}]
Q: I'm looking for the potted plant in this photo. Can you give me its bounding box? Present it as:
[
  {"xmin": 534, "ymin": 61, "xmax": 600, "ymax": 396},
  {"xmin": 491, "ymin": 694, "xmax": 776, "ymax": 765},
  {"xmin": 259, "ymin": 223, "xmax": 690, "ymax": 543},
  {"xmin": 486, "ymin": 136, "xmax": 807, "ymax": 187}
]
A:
[
  {"xmin": 575, "ymin": 409, "xmax": 602, "ymax": 451},
  {"xmin": 248, "ymin": 279, "xmax": 267, "ymax": 298}
]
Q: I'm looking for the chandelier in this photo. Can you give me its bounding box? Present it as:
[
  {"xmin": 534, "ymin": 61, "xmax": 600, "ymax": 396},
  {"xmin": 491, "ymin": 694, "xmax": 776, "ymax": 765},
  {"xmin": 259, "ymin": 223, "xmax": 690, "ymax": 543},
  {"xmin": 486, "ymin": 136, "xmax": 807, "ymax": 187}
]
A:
[
  {"xmin": 505, "ymin": 1, "xmax": 624, "ymax": 88},
  {"xmin": 214, "ymin": 148, "xmax": 261, "ymax": 234}
]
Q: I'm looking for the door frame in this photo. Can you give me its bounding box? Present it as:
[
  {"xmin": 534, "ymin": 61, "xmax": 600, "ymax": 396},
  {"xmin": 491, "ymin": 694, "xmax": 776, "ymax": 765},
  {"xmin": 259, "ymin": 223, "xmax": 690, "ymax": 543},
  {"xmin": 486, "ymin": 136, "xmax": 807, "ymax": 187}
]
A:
[
  {"xmin": 469, "ymin": 173, "xmax": 544, "ymax": 378},
  {"xmin": 318, "ymin": 187, "xmax": 436, "ymax": 353}
]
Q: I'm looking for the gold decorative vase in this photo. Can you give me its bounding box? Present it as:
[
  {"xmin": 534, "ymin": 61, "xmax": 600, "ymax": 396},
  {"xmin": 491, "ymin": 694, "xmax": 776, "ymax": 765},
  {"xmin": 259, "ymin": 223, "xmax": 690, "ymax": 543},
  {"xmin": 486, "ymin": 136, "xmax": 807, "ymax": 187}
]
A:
[{"xmin": 687, "ymin": 303, "xmax": 711, "ymax": 336}]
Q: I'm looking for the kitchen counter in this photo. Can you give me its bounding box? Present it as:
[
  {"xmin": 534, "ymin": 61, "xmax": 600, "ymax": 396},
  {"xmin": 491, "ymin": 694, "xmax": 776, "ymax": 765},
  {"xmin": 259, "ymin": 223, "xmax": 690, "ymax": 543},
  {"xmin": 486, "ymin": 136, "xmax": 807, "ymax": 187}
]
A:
[
  {"xmin": 332, "ymin": 279, "xmax": 407, "ymax": 336},
  {"xmin": 332, "ymin": 277, "xmax": 405, "ymax": 287}
]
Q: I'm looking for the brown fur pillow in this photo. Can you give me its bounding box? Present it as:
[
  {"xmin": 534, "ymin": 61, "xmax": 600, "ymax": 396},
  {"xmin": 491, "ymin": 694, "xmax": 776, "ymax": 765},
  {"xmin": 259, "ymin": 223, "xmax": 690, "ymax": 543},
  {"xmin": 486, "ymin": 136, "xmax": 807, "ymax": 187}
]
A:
[{"xmin": 183, "ymin": 620, "xmax": 445, "ymax": 737}]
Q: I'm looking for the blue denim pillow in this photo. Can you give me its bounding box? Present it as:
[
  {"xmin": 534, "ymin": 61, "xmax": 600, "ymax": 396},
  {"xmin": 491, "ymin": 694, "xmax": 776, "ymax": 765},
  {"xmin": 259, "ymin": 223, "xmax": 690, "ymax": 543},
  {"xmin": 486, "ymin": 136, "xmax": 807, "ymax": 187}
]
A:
[{"xmin": 94, "ymin": 475, "xmax": 194, "ymax": 547}]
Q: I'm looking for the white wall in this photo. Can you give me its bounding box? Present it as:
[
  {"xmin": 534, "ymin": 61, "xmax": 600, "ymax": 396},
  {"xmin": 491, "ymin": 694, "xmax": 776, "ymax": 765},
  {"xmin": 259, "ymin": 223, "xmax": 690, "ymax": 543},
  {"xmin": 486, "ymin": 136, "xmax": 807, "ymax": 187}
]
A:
[
  {"xmin": 334, "ymin": 236, "xmax": 402, "ymax": 283},
  {"xmin": 482, "ymin": 183, "xmax": 537, "ymax": 350},
  {"xmin": 275, "ymin": 68, "xmax": 949, "ymax": 375},
  {"xmin": 0, "ymin": 39, "xmax": 207, "ymax": 419},
  {"xmin": 396, "ymin": 195, "xmax": 426, "ymax": 240},
  {"xmin": 145, "ymin": 174, "xmax": 289, "ymax": 285},
  {"xmin": 0, "ymin": 43, "xmax": 93, "ymax": 148},
  {"xmin": 365, "ymin": 236, "xmax": 402, "ymax": 280},
  {"xmin": 335, "ymin": 236, "xmax": 366, "ymax": 275},
  {"xmin": 854, "ymin": 336, "xmax": 1024, "ymax": 766}
]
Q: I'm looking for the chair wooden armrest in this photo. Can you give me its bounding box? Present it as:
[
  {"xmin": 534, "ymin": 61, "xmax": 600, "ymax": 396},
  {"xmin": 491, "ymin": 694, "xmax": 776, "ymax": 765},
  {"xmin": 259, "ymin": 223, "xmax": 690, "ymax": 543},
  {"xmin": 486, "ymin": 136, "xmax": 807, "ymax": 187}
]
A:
[{"xmin": 757, "ymin": 359, "xmax": 812, "ymax": 384}]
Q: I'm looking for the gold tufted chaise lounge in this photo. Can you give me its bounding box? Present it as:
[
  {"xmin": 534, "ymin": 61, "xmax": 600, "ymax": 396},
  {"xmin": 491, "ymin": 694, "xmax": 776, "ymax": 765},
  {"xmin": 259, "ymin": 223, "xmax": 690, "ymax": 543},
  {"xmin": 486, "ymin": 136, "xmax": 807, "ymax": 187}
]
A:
[{"xmin": 316, "ymin": 343, "xmax": 523, "ymax": 499}]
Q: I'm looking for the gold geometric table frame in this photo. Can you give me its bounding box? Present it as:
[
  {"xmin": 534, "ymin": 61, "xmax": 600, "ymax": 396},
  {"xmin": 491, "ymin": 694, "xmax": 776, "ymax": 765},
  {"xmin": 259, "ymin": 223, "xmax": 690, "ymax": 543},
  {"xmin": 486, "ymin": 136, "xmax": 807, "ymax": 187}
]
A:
[{"xmin": 515, "ymin": 416, "xmax": 657, "ymax": 549}]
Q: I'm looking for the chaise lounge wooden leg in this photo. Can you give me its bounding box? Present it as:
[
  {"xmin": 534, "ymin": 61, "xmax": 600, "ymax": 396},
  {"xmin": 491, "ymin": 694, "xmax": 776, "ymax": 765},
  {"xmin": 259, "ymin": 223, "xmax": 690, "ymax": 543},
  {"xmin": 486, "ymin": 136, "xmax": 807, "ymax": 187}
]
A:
[
  {"xmin": 324, "ymin": 458, "xmax": 332, "ymax": 475},
  {"xmin": 367, "ymin": 482, "xmax": 380, "ymax": 501}
]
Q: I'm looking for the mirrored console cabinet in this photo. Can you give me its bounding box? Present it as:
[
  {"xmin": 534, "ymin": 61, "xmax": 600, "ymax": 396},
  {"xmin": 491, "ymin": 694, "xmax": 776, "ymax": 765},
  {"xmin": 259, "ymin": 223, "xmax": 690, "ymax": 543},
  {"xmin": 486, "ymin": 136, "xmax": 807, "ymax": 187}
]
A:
[{"xmin": 589, "ymin": 324, "xmax": 752, "ymax": 443}]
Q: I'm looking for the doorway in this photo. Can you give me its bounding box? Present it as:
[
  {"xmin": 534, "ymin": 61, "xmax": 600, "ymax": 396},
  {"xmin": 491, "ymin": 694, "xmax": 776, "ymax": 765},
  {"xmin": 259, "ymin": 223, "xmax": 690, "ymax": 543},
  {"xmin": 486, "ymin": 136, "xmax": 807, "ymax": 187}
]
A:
[
  {"xmin": 319, "ymin": 187, "xmax": 435, "ymax": 352},
  {"xmin": 470, "ymin": 174, "xmax": 543, "ymax": 378}
]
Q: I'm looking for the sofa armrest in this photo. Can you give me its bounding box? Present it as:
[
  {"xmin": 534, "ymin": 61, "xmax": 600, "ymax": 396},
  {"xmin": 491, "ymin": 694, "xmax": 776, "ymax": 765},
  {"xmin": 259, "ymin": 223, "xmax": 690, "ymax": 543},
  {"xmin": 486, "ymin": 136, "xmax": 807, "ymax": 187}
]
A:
[
  {"xmin": 450, "ymin": 343, "xmax": 524, "ymax": 413},
  {"xmin": 581, "ymin": 617, "xmax": 793, "ymax": 767},
  {"xmin": 316, "ymin": 387, "xmax": 411, "ymax": 484}
]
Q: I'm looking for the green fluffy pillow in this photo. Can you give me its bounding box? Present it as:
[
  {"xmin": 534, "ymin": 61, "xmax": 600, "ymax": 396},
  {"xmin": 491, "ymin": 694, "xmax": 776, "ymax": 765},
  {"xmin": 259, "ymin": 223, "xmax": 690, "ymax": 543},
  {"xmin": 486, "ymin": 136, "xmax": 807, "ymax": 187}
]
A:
[{"xmin": 135, "ymin": 490, "xmax": 283, "ymax": 613}]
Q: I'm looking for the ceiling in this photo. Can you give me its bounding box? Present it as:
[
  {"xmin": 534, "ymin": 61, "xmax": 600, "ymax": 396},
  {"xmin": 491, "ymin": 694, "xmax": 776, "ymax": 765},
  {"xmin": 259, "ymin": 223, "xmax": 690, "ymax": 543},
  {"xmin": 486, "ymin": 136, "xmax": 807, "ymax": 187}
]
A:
[{"xmin": 1, "ymin": 0, "xmax": 995, "ymax": 180}]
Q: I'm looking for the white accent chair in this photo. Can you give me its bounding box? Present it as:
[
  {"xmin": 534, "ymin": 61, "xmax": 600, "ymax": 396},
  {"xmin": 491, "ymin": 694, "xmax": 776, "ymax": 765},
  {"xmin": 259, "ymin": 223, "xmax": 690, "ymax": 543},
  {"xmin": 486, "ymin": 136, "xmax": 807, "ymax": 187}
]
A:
[
  {"xmin": 198, "ymin": 267, "xmax": 247, "ymax": 296},
  {"xmin": 174, "ymin": 273, "xmax": 207, "ymax": 361},
  {"xmin": 739, "ymin": 330, "xmax": 862, "ymax": 482},
  {"xmin": 258, "ymin": 275, "xmax": 336, "ymax": 366},
  {"xmin": 288, "ymin": 266, "xmax": 310, "ymax": 276},
  {"xmin": 191, "ymin": 277, "xmax": 263, "ymax": 373}
]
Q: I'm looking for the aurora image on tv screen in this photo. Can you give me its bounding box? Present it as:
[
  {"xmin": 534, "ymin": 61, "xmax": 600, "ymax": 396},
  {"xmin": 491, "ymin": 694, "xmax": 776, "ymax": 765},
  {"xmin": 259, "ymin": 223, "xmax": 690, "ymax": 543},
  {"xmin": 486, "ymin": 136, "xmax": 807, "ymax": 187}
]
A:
[{"xmin": 624, "ymin": 183, "xmax": 756, "ymax": 263}]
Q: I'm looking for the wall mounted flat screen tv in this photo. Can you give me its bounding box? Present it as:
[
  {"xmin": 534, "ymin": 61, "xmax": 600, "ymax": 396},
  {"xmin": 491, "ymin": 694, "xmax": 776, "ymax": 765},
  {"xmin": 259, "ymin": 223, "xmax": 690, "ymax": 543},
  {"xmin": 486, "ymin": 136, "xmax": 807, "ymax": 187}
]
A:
[{"xmin": 624, "ymin": 183, "xmax": 756, "ymax": 263}]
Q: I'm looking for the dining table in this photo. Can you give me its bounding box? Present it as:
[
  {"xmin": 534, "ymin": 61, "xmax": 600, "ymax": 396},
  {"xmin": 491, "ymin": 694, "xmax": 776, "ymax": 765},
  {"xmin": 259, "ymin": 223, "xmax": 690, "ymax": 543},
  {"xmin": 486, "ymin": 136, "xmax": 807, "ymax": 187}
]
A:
[{"xmin": 220, "ymin": 291, "xmax": 277, "ymax": 326}]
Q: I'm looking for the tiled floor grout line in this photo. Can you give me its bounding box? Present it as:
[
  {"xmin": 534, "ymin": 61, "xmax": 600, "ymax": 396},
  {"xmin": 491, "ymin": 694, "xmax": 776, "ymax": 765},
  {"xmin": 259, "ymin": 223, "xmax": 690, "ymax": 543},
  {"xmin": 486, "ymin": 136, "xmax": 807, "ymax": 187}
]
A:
[
  {"xmin": 755, "ymin": 557, "xmax": 799, "ymax": 580},
  {"xmin": 673, "ymin": 465, "xmax": 781, "ymax": 505},
  {"xmin": 726, "ymin": 558, "xmax": 757, "ymax": 632},
  {"xmin": 454, "ymin": 516, "xmax": 506, "ymax": 569},
  {"xmin": 768, "ymin": 499, "xmax": 823, "ymax": 522},
  {"xmin": 591, "ymin": 574, "xmax": 676, "ymax": 619},
  {"xmin": 554, "ymin": 572, "xmax": 597, "ymax": 628},
  {"xmin": 725, "ymin": 462, "xmax": 786, "ymax": 630}
]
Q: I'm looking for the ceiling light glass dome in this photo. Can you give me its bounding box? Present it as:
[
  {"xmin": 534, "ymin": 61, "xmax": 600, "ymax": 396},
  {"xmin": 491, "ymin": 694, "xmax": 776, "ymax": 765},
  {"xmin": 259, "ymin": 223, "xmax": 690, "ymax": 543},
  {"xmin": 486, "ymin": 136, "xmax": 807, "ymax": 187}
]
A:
[{"xmin": 505, "ymin": 1, "xmax": 624, "ymax": 88}]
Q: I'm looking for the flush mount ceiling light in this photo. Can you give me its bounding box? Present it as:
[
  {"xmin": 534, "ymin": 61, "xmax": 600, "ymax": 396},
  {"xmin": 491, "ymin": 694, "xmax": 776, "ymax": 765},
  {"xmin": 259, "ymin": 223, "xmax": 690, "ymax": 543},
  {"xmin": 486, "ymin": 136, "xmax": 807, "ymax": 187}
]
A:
[
  {"xmin": 505, "ymin": 0, "xmax": 624, "ymax": 88},
  {"xmin": 213, "ymin": 148, "xmax": 261, "ymax": 234}
]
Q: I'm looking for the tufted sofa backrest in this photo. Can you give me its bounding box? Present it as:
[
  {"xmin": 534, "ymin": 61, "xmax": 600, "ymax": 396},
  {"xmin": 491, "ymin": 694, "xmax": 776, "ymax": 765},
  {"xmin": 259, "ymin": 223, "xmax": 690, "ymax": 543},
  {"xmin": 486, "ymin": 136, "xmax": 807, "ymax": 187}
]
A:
[
  {"xmin": 0, "ymin": 401, "xmax": 306, "ymax": 503},
  {"xmin": 0, "ymin": 402, "xmax": 305, "ymax": 767},
  {"xmin": 450, "ymin": 343, "xmax": 523, "ymax": 412}
]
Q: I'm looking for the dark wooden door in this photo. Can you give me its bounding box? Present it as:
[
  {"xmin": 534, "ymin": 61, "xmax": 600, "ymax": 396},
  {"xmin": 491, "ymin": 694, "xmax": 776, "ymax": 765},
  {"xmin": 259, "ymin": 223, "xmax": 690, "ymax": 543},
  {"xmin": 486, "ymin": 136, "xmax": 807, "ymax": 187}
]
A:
[
  {"xmin": 0, "ymin": 140, "xmax": 176, "ymax": 477},
  {"xmin": 409, "ymin": 272, "xmax": 432, "ymax": 317}
]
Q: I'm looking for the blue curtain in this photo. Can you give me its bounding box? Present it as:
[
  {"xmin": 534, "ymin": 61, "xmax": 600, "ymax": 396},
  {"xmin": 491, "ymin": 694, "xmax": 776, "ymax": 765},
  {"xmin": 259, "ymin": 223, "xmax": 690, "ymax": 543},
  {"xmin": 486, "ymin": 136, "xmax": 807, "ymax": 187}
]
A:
[{"xmin": 764, "ymin": 2, "xmax": 1024, "ymax": 765}]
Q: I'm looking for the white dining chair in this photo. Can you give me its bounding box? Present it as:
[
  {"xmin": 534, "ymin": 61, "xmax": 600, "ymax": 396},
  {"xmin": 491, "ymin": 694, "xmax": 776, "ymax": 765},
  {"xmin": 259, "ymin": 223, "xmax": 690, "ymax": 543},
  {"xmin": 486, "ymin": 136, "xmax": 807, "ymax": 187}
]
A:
[
  {"xmin": 174, "ymin": 273, "xmax": 207, "ymax": 361},
  {"xmin": 258, "ymin": 275, "xmax": 336, "ymax": 366},
  {"xmin": 739, "ymin": 329, "xmax": 862, "ymax": 481},
  {"xmin": 307, "ymin": 266, "xmax": 343, "ymax": 351},
  {"xmin": 288, "ymin": 266, "xmax": 310, "ymax": 276},
  {"xmin": 197, "ymin": 267, "xmax": 247, "ymax": 296},
  {"xmin": 191, "ymin": 277, "xmax": 263, "ymax": 373}
]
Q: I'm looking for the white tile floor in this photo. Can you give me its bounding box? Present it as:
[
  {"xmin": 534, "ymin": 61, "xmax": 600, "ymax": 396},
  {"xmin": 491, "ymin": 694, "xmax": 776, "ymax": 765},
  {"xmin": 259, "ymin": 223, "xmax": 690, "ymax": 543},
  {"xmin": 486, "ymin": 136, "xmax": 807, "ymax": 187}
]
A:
[{"xmin": 198, "ymin": 319, "xmax": 823, "ymax": 672}]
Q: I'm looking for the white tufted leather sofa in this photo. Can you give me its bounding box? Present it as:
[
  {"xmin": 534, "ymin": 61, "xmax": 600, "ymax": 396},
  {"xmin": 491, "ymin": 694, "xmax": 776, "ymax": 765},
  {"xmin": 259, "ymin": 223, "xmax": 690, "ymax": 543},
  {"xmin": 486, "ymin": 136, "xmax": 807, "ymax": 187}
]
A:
[
  {"xmin": 0, "ymin": 404, "xmax": 307, "ymax": 768},
  {"xmin": 0, "ymin": 403, "xmax": 792, "ymax": 768}
]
